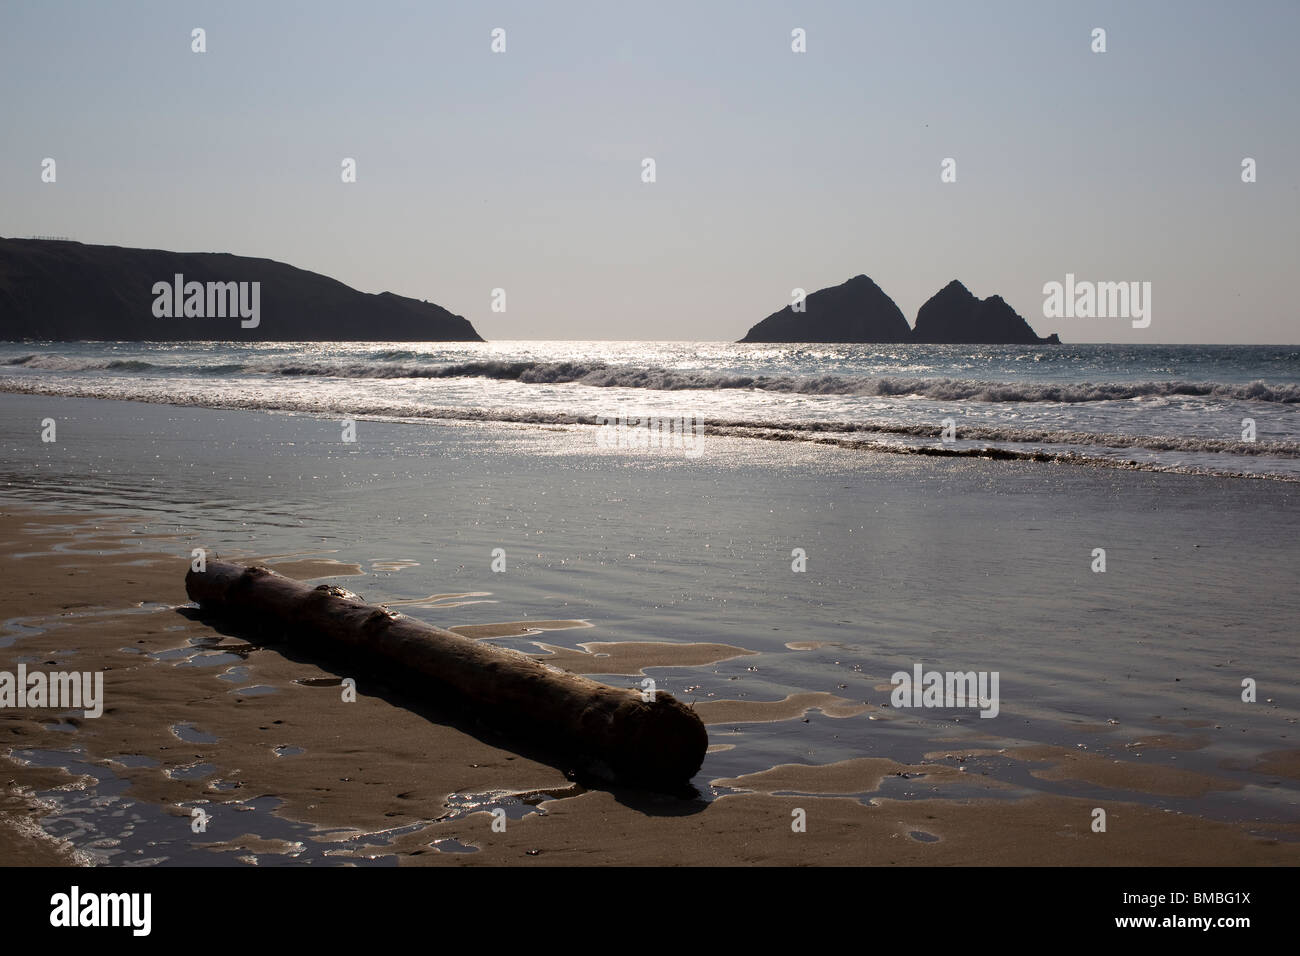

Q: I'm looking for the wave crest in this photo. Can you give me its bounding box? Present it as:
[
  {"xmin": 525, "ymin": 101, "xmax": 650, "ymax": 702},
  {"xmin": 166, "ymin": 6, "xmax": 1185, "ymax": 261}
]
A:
[{"xmin": 255, "ymin": 359, "xmax": 1300, "ymax": 403}]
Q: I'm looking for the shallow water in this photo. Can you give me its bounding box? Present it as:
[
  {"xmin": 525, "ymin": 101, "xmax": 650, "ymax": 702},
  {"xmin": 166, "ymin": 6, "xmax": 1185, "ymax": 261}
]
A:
[{"xmin": 2, "ymin": 392, "xmax": 1297, "ymax": 835}]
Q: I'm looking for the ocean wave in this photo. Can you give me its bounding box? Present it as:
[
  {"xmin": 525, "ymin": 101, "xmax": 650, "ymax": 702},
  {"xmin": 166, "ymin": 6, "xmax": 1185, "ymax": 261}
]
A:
[
  {"xmin": 3, "ymin": 354, "xmax": 154, "ymax": 372},
  {"xmin": 7, "ymin": 353, "xmax": 1298, "ymax": 403},
  {"xmin": 2, "ymin": 376, "xmax": 1296, "ymax": 470},
  {"xmin": 710, "ymin": 418, "xmax": 1300, "ymax": 458},
  {"xmin": 3, "ymin": 354, "xmax": 244, "ymax": 375},
  {"xmin": 251, "ymin": 359, "xmax": 1300, "ymax": 404}
]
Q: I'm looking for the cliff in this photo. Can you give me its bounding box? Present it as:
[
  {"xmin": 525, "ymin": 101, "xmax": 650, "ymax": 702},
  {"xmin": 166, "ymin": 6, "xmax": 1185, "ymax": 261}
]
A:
[
  {"xmin": 739, "ymin": 275, "xmax": 1060, "ymax": 344},
  {"xmin": 0, "ymin": 238, "xmax": 483, "ymax": 342}
]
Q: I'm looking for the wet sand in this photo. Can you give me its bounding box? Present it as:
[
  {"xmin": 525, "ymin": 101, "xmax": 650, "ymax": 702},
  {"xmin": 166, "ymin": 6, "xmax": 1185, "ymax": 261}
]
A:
[{"xmin": 2, "ymin": 506, "xmax": 1297, "ymax": 866}]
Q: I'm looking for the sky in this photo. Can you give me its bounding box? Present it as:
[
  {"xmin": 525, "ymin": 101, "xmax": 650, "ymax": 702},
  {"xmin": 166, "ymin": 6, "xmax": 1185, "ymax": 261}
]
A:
[{"xmin": 2, "ymin": 0, "xmax": 1297, "ymax": 343}]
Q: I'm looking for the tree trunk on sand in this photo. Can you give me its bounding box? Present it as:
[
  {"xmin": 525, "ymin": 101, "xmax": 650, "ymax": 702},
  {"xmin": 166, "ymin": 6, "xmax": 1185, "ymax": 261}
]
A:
[{"xmin": 185, "ymin": 561, "xmax": 708, "ymax": 790}]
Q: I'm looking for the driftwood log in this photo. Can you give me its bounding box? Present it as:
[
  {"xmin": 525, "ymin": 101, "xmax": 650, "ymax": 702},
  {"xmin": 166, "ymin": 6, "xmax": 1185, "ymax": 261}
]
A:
[{"xmin": 186, "ymin": 561, "xmax": 708, "ymax": 790}]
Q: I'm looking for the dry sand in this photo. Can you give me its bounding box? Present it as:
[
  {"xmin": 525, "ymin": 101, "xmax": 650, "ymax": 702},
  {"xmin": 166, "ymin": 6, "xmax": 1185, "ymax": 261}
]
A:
[{"xmin": 1, "ymin": 506, "xmax": 1296, "ymax": 866}]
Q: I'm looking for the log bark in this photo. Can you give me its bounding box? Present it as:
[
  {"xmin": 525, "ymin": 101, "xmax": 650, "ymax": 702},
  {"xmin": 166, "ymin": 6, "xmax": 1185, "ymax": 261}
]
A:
[{"xmin": 186, "ymin": 561, "xmax": 708, "ymax": 789}]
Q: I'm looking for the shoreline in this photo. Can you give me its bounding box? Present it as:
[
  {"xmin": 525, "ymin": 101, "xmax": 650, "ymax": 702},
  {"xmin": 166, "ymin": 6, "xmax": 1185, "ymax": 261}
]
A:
[{"xmin": 4, "ymin": 346, "xmax": 1298, "ymax": 482}]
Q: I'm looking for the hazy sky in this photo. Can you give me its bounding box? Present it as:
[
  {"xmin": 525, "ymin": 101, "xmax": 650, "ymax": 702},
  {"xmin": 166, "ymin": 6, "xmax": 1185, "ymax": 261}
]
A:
[{"xmin": 2, "ymin": 0, "xmax": 1296, "ymax": 343}]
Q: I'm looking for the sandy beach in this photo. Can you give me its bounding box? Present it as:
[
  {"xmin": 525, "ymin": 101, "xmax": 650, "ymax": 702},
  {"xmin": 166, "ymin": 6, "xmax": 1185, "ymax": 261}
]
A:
[{"xmin": 2, "ymin": 394, "xmax": 1297, "ymax": 865}]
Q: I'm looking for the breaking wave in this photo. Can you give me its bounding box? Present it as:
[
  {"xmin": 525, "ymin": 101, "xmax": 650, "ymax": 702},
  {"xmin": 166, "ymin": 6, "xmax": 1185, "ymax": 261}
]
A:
[
  {"xmin": 5, "ymin": 354, "xmax": 159, "ymax": 372},
  {"xmin": 256, "ymin": 359, "xmax": 1300, "ymax": 404},
  {"xmin": 1, "ymin": 375, "xmax": 1297, "ymax": 469},
  {"xmin": 8, "ymin": 354, "xmax": 1298, "ymax": 403}
]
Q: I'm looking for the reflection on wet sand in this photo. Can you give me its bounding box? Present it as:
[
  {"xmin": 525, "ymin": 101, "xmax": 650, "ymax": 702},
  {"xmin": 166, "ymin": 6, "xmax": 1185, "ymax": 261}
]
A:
[
  {"xmin": 528, "ymin": 640, "xmax": 756, "ymax": 675},
  {"xmin": 449, "ymin": 620, "xmax": 592, "ymax": 640},
  {"xmin": 381, "ymin": 592, "xmax": 494, "ymax": 609},
  {"xmin": 262, "ymin": 558, "xmax": 364, "ymax": 579}
]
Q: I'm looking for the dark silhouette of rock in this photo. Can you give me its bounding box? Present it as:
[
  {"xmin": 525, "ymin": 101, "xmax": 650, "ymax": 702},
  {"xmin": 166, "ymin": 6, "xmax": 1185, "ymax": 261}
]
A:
[
  {"xmin": 912, "ymin": 279, "xmax": 1059, "ymax": 344},
  {"xmin": 0, "ymin": 237, "xmax": 483, "ymax": 342},
  {"xmin": 739, "ymin": 275, "xmax": 912, "ymax": 343},
  {"xmin": 740, "ymin": 274, "xmax": 1060, "ymax": 344}
]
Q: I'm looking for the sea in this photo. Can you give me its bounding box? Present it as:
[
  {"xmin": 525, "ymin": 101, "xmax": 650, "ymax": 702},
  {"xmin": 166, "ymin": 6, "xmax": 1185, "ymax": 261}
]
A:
[{"xmin": 2, "ymin": 341, "xmax": 1297, "ymax": 479}]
